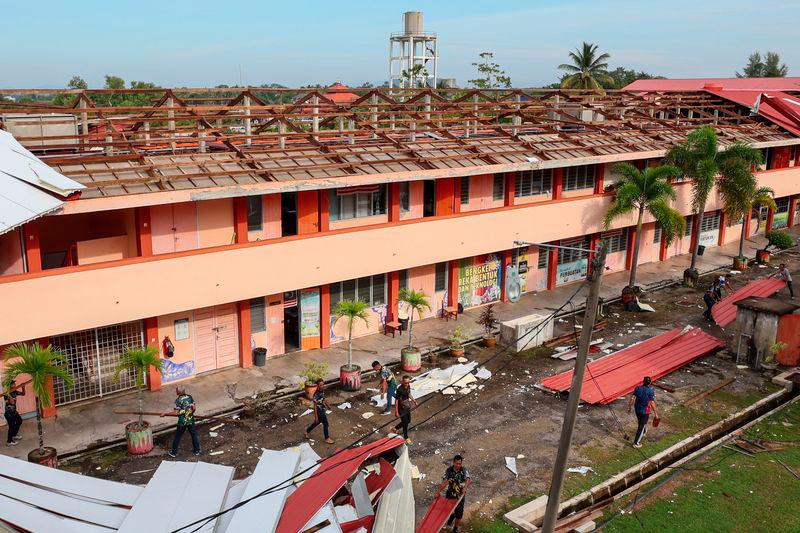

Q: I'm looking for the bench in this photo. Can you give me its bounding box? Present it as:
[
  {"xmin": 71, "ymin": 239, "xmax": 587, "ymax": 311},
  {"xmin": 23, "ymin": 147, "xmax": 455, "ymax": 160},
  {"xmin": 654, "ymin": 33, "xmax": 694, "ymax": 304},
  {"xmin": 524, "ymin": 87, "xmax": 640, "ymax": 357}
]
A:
[
  {"xmin": 384, "ymin": 320, "xmax": 403, "ymax": 337},
  {"xmin": 441, "ymin": 306, "xmax": 458, "ymax": 321}
]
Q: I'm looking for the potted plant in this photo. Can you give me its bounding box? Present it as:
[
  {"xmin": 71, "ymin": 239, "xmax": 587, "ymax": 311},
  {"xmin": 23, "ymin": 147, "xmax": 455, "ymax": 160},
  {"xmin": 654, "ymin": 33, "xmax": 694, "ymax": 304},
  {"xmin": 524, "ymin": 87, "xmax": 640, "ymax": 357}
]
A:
[
  {"xmin": 448, "ymin": 327, "xmax": 466, "ymax": 357},
  {"xmin": 114, "ymin": 346, "xmax": 163, "ymax": 455},
  {"xmin": 2, "ymin": 342, "xmax": 73, "ymax": 468},
  {"xmin": 399, "ymin": 288, "xmax": 431, "ymax": 372},
  {"xmin": 764, "ymin": 341, "xmax": 787, "ymax": 370},
  {"xmin": 477, "ymin": 304, "xmax": 500, "ymax": 347},
  {"xmin": 299, "ymin": 361, "xmax": 329, "ymax": 399},
  {"xmin": 757, "ymin": 231, "xmax": 794, "ymax": 264},
  {"xmin": 333, "ymin": 299, "xmax": 370, "ymax": 391}
]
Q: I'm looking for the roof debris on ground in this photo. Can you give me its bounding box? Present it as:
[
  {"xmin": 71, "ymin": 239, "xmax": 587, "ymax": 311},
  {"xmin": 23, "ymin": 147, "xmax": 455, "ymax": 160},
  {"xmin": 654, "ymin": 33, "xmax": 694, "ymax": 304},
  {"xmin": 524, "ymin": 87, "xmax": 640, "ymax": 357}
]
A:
[{"xmin": 712, "ymin": 277, "xmax": 786, "ymax": 326}]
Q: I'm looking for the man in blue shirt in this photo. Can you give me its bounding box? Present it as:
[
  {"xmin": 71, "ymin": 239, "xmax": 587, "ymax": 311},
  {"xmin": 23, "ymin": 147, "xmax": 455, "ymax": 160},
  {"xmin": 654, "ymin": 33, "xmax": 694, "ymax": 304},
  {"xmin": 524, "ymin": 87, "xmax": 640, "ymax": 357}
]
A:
[
  {"xmin": 372, "ymin": 360, "xmax": 397, "ymax": 414},
  {"xmin": 628, "ymin": 376, "xmax": 658, "ymax": 448}
]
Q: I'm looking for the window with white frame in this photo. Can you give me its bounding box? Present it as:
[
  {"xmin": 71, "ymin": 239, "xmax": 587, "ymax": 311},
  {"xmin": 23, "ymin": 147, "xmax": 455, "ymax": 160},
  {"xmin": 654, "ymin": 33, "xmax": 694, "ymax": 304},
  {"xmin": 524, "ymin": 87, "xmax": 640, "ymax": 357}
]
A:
[
  {"xmin": 684, "ymin": 216, "xmax": 694, "ymax": 236},
  {"xmin": 700, "ymin": 212, "xmax": 720, "ymax": 232},
  {"xmin": 329, "ymin": 185, "xmax": 387, "ymax": 221},
  {"xmin": 250, "ymin": 297, "xmax": 266, "ymax": 333},
  {"xmin": 563, "ymin": 165, "xmax": 596, "ymax": 191},
  {"xmin": 492, "ymin": 174, "xmax": 505, "ymax": 201},
  {"xmin": 329, "ymin": 274, "xmax": 386, "ymax": 312},
  {"xmin": 515, "ymin": 169, "xmax": 552, "ymax": 197},
  {"xmin": 460, "ymin": 177, "xmax": 470, "ymax": 205},
  {"xmin": 400, "ymin": 182, "xmax": 410, "ymax": 212},
  {"xmin": 435, "ymin": 262, "xmax": 448, "ymax": 292},
  {"xmin": 653, "ymin": 225, "xmax": 662, "ymax": 244},
  {"xmin": 558, "ymin": 238, "xmax": 589, "ymax": 264},
  {"xmin": 537, "ymin": 248, "xmax": 549, "ymax": 269},
  {"xmin": 247, "ymin": 196, "xmax": 262, "ymax": 231},
  {"xmin": 601, "ymin": 228, "xmax": 628, "ymax": 254}
]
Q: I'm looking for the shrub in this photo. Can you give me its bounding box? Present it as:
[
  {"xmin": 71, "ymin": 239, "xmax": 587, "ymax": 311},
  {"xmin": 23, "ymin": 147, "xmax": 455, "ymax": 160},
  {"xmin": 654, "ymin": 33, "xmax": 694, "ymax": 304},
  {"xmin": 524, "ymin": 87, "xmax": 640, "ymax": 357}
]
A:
[
  {"xmin": 299, "ymin": 361, "xmax": 329, "ymax": 386},
  {"xmin": 766, "ymin": 231, "xmax": 794, "ymax": 251}
]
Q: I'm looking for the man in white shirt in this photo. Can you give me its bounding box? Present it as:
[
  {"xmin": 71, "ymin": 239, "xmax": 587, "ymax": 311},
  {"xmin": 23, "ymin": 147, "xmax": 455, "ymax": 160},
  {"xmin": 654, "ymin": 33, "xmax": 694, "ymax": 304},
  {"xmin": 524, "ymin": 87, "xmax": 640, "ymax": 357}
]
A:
[{"xmin": 778, "ymin": 263, "xmax": 794, "ymax": 299}]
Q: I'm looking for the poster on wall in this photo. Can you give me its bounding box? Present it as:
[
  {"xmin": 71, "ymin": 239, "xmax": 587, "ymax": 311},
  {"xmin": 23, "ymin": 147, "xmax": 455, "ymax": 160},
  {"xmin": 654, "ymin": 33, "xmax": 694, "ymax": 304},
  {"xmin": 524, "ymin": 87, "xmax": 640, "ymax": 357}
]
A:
[
  {"xmin": 299, "ymin": 288, "xmax": 321, "ymax": 349},
  {"xmin": 458, "ymin": 253, "xmax": 502, "ymax": 308},
  {"xmin": 556, "ymin": 258, "xmax": 588, "ymax": 285},
  {"xmin": 698, "ymin": 229, "xmax": 719, "ymax": 248},
  {"xmin": 516, "ymin": 247, "xmax": 529, "ymax": 293},
  {"xmin": 772, "ymin": 212, "xmax": 789, "ymax": 229}
]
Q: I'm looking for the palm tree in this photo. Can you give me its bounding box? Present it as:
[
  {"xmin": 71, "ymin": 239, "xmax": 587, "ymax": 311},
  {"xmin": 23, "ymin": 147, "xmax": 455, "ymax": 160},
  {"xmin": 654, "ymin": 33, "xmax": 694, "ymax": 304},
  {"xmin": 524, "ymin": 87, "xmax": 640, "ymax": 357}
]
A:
[
  {"xmin": 604, "ymin": 163, "xmax": 686, "ymax": 288},
  {"xmin": 717, "ymin": 167, "xmax": 776, "ymax": 260},
  {"xmin": 558, "ymin": 42, "xmax": 613, "ymax": 90},
  {"xmin": 333, "ymin": 299, "xmax": 370, "ymax": 368},
  {"xmin": 398, "ymin": 289, "xmax": 431, "ymax": 350},
  {"xmin": 115, "ymin": 346, "xmax": 162, "ymax": 430},
  {"xmin": 2, "ymin": 343, "xmax": 73, "ymax": 456},
  {"xmin": 665, "ymin": 127, "xmax": 763, "ymax": 284}
]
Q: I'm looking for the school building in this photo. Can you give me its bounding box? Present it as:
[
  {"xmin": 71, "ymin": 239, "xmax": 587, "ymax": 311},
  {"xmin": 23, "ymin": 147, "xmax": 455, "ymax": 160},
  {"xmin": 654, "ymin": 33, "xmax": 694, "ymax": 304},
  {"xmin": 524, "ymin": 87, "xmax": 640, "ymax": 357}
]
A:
[{"xmin": 1, "ymin": 80, "xmax": 800, "ymax": 417}]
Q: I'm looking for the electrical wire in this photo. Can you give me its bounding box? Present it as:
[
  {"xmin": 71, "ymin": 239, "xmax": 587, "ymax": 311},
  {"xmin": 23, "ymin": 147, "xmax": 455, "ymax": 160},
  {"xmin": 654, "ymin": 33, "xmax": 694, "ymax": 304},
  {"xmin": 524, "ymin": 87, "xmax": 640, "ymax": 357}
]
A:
[{"xmin": 174, "ymin": 284, "xmax": 588, "ymax": 533}]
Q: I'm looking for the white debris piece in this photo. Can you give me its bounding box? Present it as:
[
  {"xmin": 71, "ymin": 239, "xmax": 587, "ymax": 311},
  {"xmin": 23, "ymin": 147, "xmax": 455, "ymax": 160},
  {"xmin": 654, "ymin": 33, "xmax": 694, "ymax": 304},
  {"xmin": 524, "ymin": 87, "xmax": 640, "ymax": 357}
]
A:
[
  {"xmin": 567, "ymin": 466, "xmax": 594, "ymax": 475},
  {"xmin": 457, "ymin": 357, "xmax": 468, "ymax": 363},
  {"xmin": 362, "ymin": 412, "xmax": 375, "ymax": 419},
  {"xmin": 299, "ymin": 409, "xmax": 313, "ymax": 417},
  {"xmin": 634, "ymin": 323, "xmax": 646, "ymax": 327},
  {"xmin": 371, "ymin": 361, "xmax": 479, "ymax": 406},
  {"xmin": 475, "ymin": 367, "xmax": 492, "ymax": 380},
  {"xmin": 338, "ymin": 402, "xmax": 352, "ymax": 410},
  {"xmin": 505, "ymin": 457, "xmax": 518, "ymax": 477},
  {"xmin": 209, "ymin": 451, "xmax": 224, "ymax": 456},
  {"xmin": 209, "ymin": 432, "xmax": 218, "ymax": 438},
  {"xmin": 209, "ymin": 423, "xmax": 225, "ymax": 432},
  {"xmin": 638, "ymin": 303, "xmax": 656, "ymax": 312}
]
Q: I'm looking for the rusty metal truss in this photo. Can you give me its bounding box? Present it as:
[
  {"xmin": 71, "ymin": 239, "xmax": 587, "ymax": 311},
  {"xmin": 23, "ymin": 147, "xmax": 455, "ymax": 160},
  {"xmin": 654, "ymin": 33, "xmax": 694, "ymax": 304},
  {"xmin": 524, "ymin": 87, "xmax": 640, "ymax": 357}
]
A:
[{"xmin": 0, "ymin": 87, "xmax": 795, "ymax": 199}]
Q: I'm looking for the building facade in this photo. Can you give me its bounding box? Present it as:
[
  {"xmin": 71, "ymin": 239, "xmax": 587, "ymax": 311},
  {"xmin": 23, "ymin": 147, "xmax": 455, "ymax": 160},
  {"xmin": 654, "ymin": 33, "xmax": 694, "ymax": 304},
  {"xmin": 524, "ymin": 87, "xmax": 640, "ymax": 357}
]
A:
[{"xmin": 1, "ymin": 83, "xmax": 800, "ymax": 416}]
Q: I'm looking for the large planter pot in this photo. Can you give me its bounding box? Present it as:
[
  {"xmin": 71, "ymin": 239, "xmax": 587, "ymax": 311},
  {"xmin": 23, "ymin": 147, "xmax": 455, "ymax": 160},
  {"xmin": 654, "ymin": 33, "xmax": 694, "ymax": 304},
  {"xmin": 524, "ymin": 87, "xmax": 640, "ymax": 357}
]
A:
[
  {"xmin": 733, "ymin": 256, "xmax": 748, "ymax": 270},
  {"xmin": 340, "ymin": 364, "xmax": 362, "ymax": 392},
  {"xmin": 28, "ymin": 447, "xmax": 58, "ymax": 468},
  {"xmin": 303, "ymin": 381, "xmax": 317, "ymax": 400},
  {"xmin": 449, "ymin": 346, "xmax": 465, "ymax": 357},
  {"xmin": 401, "ymin": 347, "xmax": 422, "ymax": 372},
  {"xmin": 483, "ymin": 334, "xmax": 497, "ymax": 348},
  {"xmin": 756, "ymin": 249, "xmax": 771, "ymax": 264},
  {"xmin": 682, "ymin": 268, "xmax": 699, "ymax": 288},
  {"xmin": 125, "ymin": 421, "xmax": 154, "ymax": 455}
]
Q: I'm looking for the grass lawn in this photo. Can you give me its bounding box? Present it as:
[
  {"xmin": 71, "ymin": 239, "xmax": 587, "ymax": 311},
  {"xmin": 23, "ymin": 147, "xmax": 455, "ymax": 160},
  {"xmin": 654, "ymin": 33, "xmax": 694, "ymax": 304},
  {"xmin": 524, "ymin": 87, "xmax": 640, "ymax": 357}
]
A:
[{"xmin": 601, "ymin": 398, "xmax": 800, "ymax": 533}]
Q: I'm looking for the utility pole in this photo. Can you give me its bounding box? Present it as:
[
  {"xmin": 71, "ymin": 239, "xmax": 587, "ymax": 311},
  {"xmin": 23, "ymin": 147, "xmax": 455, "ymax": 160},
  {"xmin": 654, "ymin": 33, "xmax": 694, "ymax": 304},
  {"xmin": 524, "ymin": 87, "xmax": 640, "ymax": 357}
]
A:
[{"xmin": 541, "ymin": 244, "xmax": 607, "ymax": 533}]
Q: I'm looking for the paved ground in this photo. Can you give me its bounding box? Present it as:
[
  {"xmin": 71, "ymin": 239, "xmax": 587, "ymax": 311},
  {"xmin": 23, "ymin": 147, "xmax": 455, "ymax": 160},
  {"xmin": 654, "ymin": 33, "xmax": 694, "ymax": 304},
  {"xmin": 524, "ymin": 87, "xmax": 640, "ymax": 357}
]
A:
[{"xmin": 1, "ymin": 230, "xmax": 790, "ymax": 460}]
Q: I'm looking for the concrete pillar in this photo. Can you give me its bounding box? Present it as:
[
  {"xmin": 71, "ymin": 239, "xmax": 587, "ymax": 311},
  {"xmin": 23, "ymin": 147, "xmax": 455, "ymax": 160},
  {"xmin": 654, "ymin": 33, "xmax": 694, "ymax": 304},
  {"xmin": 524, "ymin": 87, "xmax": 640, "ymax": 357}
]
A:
[
  {"xmin": 387, "ymin": 271, "xmax": 400, "ymax": 322},
  {"xmin": 135, "ymin": 206, "xmax": 153, "ymax": 257},
  {"xmin": 789, "ymin": 196, "xmax": 798, "ymax": 229},
  {"xmin": 320, "ymin": 285, "xmax": 331, "ymax": 349},
  {"xmin": 625, "ymin": 227, "xmax": 637, "ymax": 270},
  {"xmin": 389, "ymin": 182, "xmax": 401, "ymax": 222},
  {"xmin": 594, "ymin": 164, "xmax": 605, "ymax": 194},
  {"xmin": 233, "ymin": 197, "xmax": 249, "ymax": 244},
  {"xmin": 22, "ymin": 221, "xmax": 42, "ymax": 273},
  {"xmin": 166, "ymin": 96, "xmax": 176, "ymax": 152},
  {"xmin": 504, "ymin": 172, "xmax": 516, "ymax": 207},
  {"xmin": 500, "ymin": 250, "xmax": 512, "ymax": 302},
  {"xmin": 144, "ymin": 318, "xmax": 162, "ymax": 392},
  {"xmin": 547, "ymin": 242, "xmax": 559, "ymax": 290},
  {"xmin": 718, "ymin": 211, "xmax": 727, "ymax": 246},
  {"xmin": 447, "ymin": 260, "xmax": 459, "ymax": 308},
  {"xmin": 278, "ymin": 122, "xmax": 286, "ymax": 149},
  {"xmin": 237, "ymin": 301, "xmax": 252, "ymax": 369},
  {"xmin": 553, "ymin": 168, "xmax": 563, "ymax": 200},
  {"xmin": 243, "ymin": 95, "xmax": 252, "ymax": 147},
  {"xmin": 319, "ymin": 190, "xmax": 330, "ymax": 232}
]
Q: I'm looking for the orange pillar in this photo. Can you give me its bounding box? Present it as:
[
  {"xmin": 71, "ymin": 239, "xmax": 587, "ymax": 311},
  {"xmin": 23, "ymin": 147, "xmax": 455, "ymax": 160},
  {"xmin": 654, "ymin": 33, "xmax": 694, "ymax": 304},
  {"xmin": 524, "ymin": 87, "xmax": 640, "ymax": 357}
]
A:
[
  {"xmin": 297, "ymin": 190, "xmax": 320, "ymax": 234},
  {"xmin": 447, "ymin": 260, "xmax": 459, "ymax": 308},
  {"xmin": 789, "ymin": 196, "xmax": 798, "ymax": 229},
  {"xmin": 717, "ymin": 211, "xmax": 727, "ymax": 246},
  {"xmin": 22, "ymin": 220, "xmax": 42, "ymax": 273},
  {"xmin": 500, "ymin": 250, "xmax": 512, "ymax": 302},
  {"xmin": 319, "ymin": 190, "xmax": 330, "ymax": 232},
  {"xmin": 552, "ymin": 168, "xmax": 563, "ymax": 200},
  {"xmin": 38, "ymin": 338, "xmax": 57, "ymax": 418},
  {"xmin": 388, "ymin": 182, "xmax": 401, "ymax": 222},
  {"xmin": 237, "ymin": 301, "xmax": 252, "ymax": 368},
  {"xmin": 659, "ymin": 234, "xmax": 668, "ymax": 261},
  {"xmin": 743, "ymin": 211, "xmax": 753, "ymax": 238},
  {"xmin": 690, "ymin": 215, "xmax": 701, "ymax": 253},
  {"xmin": 547, "ymin": 242, "xmax": 559, "ymax": 290},
  {"xmin": 766, "ymin": 207, "xmax": 775, "ymax": 232},
  {"xmin": 135, "ymin": 206, "xmax": 152, "ymax": 257},
  {"xmin": 320, "ymin": 284, "xmax": 331, "ymax": 349},
  {"xmin": 144, "ymin": 317, "xmax": 162, "ymax": 391},
  {"xmin": 593, "ymin": 164, "xmax": 605, "ymax": 194},
  {"xmin": 387, "ymin": 271, "xmax": 400, "ymax": 322},
  {"xmin": 625, "ymin": 227, "xmax": 637, "ymax": 270},
  {"xmin": 234, "ymin": 197, "xmax": 249, "ymax": 244},
  {"xmin": 504, "ymin": 172, "xmax": 516, "ymax": 207}
]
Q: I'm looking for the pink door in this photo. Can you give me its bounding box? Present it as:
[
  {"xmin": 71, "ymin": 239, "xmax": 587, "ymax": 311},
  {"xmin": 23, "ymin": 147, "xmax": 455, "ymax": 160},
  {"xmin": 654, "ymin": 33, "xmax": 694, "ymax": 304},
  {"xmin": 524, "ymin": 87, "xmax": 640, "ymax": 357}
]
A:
[
  {"xmin": 194, "ymin": 308, "xmax": 217, "ymax": 374},
  {"xmin": 193, "ymin": 305, "xmax": 240, "ymax": 374},
  {"xmin": 266, "ymin": 294, "xmax": 285, "ymax": 357},
  {"xmin": 150, "ymin": 203, "xmax": 198, "ymax": 255}
]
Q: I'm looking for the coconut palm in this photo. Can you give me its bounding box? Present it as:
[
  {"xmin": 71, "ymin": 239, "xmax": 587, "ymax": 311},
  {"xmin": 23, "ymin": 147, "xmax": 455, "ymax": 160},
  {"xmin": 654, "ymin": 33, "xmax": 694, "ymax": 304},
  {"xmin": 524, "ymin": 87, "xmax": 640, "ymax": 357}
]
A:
[
  {"xmin": 398, "ymin": 289, "xmax": 431, "ymax": 349},
  {"xmin": 333, "ymin": 299, "xmax": 370, "ymax": 368},
  {"xmin": 665, "ymin": 127, "xmax": 763, "ymax": 283},
  {"xmin": 2, "ymin": 343, "xmax": 73, "ymax": 456},
  {"xmin": 114, "ymin": 346, "xmax": 162, "ymax": 430},
  {"xmin": 717, "ymin": 167, "xmax": 776, "ymax": 260},
  {"xmin": 558, "ymin": 42, "xmax": 613, "ymax": 90},
  {"xmin": 604, "ymin": 163, "xmax": 686, "ymax": 288}
]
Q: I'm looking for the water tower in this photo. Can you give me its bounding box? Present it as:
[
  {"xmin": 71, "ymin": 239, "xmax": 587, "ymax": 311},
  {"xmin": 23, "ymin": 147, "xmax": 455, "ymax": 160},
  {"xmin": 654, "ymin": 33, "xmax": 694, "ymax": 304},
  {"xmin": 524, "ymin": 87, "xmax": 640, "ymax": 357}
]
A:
[{"xmin": 388, "ymin": 11, "xmax": 438, "ymax": 88}]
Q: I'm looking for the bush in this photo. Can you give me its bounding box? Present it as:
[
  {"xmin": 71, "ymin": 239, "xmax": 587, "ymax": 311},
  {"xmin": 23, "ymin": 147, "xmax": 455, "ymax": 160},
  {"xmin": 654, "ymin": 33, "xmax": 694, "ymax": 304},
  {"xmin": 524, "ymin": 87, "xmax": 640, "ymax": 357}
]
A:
[
  {"xmin": 449, "ymin": 326, "xmax": 466, "ymax": 349},
  {"xmin": 477, "ymin": 304, "xmax": 499, "ymax": 336},
  {"xmin": 766, "ymin": 231, "xmax": 794, "ymax": 251},
  {"xmin": 299, "ymin": 361, "xmax": 328, "ymax": 386}
]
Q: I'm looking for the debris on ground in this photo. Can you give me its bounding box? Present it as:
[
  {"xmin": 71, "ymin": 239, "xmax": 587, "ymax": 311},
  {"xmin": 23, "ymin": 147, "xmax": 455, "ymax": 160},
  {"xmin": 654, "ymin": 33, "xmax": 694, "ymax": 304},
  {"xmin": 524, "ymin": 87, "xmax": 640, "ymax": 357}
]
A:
[
  {"xmin": 505, "ymin": 457, "xmax": 518, "ymax": 477},
  {"xmin": 567, "ymin": 466, "xmax": 594, "ymax": 475}
]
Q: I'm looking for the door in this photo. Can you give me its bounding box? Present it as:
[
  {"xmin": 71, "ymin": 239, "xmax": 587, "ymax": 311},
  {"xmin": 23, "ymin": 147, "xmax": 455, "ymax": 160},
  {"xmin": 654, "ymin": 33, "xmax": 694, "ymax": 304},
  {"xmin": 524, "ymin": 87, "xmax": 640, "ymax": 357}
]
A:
[
  {"xmin": 281, "ymin": 192, "xmax": 298, "ymax": 237},
  {"xmin": 423, "ymin": 180, "xmax": 436, "ymax": 217},
  {"xmin": 283, "ymin": 291, "xmax": 300, "ymax": 353},
  {"xmin": 151, "ymin": 202, "xmax": 198, "ymax": 254},
  {"xmin": 267, "ymin": 294, "xmax": 285, "ymax": 357},
  {"xmin": 194, "ymin": 305, "xmax": 240, "ymax": 374}
]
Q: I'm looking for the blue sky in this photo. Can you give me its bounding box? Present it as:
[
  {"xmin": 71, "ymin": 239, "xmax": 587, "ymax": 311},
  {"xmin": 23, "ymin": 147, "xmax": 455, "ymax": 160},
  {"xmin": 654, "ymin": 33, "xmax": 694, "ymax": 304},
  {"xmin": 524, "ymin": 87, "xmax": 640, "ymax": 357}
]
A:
[{"xmin": 1, "ymin": 0, "xmax": 798, "ymax": 88}]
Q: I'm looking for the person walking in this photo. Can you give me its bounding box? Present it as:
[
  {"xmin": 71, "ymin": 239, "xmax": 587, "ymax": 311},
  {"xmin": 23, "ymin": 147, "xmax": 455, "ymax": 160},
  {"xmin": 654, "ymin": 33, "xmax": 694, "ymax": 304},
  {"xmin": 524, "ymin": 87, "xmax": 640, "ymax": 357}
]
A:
[
  {"xmin": 304, "ymin": 379, "xmax": 334, "ymax": 444},
  {"xmin": 703, "ymin": 287, "xmax": 719, "ymax": 320},
  {"xmin": 628, "ymin": 376, "xmax": 658, "ymax": 448},
  {"xmin": 372, "ymin": 360, "xmax": 397, "ymax": 415},
  {"xmin": 713, "ymin": 273, "xmax": 733, "ymax": 300},
  {"xmin": 437, "ymin": 454, "xmax": 471, "ymax": 533},
  {"xmin": 393, "ymin": 375, "xmax": 417, "ymax": 444},
  {"xmin": 3, "ymin": 380, "xmax": 25, "ymax": 447},
  {"xmin": 163, "ymin": 386, "xmax": 201, "ymax": 457},
  {"xmin": 778, "ymin": 263, "xmax": 794, "ymax": 299}
]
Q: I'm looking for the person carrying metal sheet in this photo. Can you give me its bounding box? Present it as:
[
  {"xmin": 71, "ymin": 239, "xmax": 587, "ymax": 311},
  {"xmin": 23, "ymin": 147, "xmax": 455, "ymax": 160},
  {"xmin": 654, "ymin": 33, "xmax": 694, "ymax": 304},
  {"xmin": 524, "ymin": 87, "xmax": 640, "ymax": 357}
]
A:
[
  {"xmin": 437, "ymin": 454, "xmax": 471, "ymax": 533},
  {"xmin": 393, "ymin": 375, "xmax": 417, "ymax": 444},
  {"xmin": 629, "ymin": 376, "xmax": 659, "ymax": 448},
  {"xmin": 163, "ymin": 385, "xmax": 201, "ymax": 457},
  {"xmin": 778, "ymin": 263, "xmax": 794, "ymax": 299},
  {"xmin": 703, "ymin": 286, "xmax": 719, "ymax": 320},
  {"xmin": 372, "ymin": 360, "xmax": 398, "ymax": 415},
  {"xmin": 304, "ymin": 379, "xmax": 334, "ymax": 444}
]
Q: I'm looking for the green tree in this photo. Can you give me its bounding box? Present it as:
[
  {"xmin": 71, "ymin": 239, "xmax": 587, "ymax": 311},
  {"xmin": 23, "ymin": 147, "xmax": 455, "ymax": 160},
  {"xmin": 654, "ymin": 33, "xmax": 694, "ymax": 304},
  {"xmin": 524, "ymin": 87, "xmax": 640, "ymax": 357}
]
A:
[
  {"xmin": 604, "ymin": 163, "xmax": 685, "ymax": 288},
  {"xmin": 603, "ymin": 67, "xmax": 664, "ymax": 89},
  {"xmin": 52, "ymin": 75, "xmax": 88, "ymax": 106},
  {"xmin": 736, "ymin": 51, "xmax": 788, "ymax": 77},
  {"xmin": 558, "ymin": 42, "xmax": 613, "ymax": 90},
  {"xmin": 398, "ymin": 289, "xmax": 431, "ymax": 349},
  {"xmin": 469, "ymin": 52, "xmax": 511, "ymax": 89},
  {"xmin": 717, "ymin": 155, "xmax": 773, "ymax": 260},
  {"xmin": 401, "ymin": 64, "xmax": 428, "ymax": 88},
  {"xmin": 666, "ymin": 127, "xmax": 764, "ymax": 281},
  {"xmin": 114, "ymin": 346, "xmax": 162, "ymax": 430},
  {"xmin": 333, "ymin": 300, "xmax": 370, "ymax": 368},
  {"xmin": 2, "ymin": 343, "xmax": 73, "ymax": 455}
]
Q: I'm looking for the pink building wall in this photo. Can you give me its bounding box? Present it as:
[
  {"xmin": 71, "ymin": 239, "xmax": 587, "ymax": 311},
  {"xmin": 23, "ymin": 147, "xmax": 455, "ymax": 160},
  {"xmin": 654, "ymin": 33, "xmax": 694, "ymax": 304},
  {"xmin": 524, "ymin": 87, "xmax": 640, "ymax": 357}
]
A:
[
  {"xmin": 76, "ymin": 235, "xmax": 130, "ymax": 265},
  {"xmin": 461, "ymin": 175, "xmax": 504, "ymax": 213},
  {"xmin": 330, "ymin": 214, "xmax": 389, "ymax": 231},
  {"xmin": 0, "ymin": 229, "xmax": 24, "ymax": 276},
  {"xmin": 157, "ymin": 311, "xmax": 197, "ymax": 384},
  {"xmin": 400, "ymin": 181, "xmax": 424, "ymax": 220},
  {"xmin": 197, "ymin": 198, "xmax": 234, "ymax": 248},
  {"xmin": 248, "ymin": 194, "xmax": 282, "ymax": 241}
]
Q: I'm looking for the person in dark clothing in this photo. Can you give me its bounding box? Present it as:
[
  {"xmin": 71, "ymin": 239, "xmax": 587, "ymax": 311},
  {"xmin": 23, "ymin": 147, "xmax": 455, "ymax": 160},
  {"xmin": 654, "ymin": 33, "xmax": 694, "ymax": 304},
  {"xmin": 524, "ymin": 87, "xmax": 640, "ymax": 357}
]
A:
[
  {"xmin": 305, "ymin": 379, "xmax": 334, "ymax": 444},
  {"xmin": 163, "ymin": 386, "xmax": 201, "ymax": 457},
  {"xmin": 372, "ymin": 360, "xmax": 398, "ymax": 414},
  {"xmin": 437, "ymin": 454, "xmax": 472, "ymax": 533},
  {"xmin": 778, "ymin": 263, "xmax": 794, "ymax": 299},
  {"xmin": 703, "ymin": 287, "xmax": 719, "ymax": 320},
  {"xmin": 628, "ymin": 376, "xmax": 658, "ymax": 448},
  {"xmin": 393, "ymin": 375, "xmax": 417, "ymax": 444},
  {"xmin": 4, "ymin": 380, "xmax": 25, "ymax": 446}
]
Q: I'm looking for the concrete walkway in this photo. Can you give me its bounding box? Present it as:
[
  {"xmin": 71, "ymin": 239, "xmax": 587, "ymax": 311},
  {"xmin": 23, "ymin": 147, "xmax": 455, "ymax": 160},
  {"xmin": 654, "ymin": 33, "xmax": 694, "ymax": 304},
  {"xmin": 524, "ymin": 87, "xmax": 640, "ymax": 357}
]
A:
[{"xmin": 1, "ymin": 230, "xmax": 790, "ymax": 460}]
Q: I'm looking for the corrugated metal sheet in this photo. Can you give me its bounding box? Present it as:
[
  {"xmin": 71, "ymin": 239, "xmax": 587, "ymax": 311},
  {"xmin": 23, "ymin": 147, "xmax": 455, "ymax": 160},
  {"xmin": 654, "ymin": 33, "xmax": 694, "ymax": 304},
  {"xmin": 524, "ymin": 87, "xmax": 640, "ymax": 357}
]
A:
[
  {"xmin": 539, "ymin": 327, "xmax": 725, "ymax": 404},
  {"xmin": 624, "ymin": 77, "xmax": 800, "ymax": 92},
  {"xmin": 712, "ymin": 278, "xmax": 786, "ymax": 327},
  {"xmin": 417, "ymin": 494, "xmax": 462, "ymax": 533}
]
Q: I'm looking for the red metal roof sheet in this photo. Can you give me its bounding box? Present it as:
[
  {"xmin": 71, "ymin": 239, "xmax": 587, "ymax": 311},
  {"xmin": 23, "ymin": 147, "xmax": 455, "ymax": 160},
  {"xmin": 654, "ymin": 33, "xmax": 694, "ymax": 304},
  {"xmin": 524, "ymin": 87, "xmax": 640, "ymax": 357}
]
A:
[
  {"xmin": 417, "ymin": 494, "xmax": 463, "ymax": 533},
  {"xmin": 538, "ymin": 328, "xmax": 725, "ymax": 404},
  {"xmin": 276, "ymin": 436, "xmax": 404, "ymax": 533},
  {"xmin": 712, "ymin": 278, "xmax": 786, "ymax": 327},
  {"xmin": 624, "ymin": 77, "xmax": 800, "ymax": 92}
]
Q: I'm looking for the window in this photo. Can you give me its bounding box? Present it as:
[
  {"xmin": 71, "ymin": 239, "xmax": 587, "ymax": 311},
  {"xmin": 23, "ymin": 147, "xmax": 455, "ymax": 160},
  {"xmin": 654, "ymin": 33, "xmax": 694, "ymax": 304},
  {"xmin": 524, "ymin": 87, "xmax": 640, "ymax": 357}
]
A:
[
  {"xmin": 399, "ymin": 269, "xmax": 408, "ymax": 291},
  {"xmin": 563, "ymin": 165, "xmax": 596, "ymax": 191},
  {"xmin": 435, "ymin": 262, "xmax": 448, "ymax": 292},
  {"xmin": 601, "ymin": 229, "xmax": 628, "ymax": 254},
  {"xmin": 250, "ymin": 297, "xmax": 266, "ymax": 333},
  {"xmin": 700, "ymin": 212, "xmax": 720, "ymax": 232},
  {"xmin": 653, "ymin": 225, "xmax": 662, "ymax": 244},
  {"xmin": 776, "ymin": 198, "xmax": 790, "ymax": 214},
  {"xmin": 537, "ymin": 248, "xmax": 549, "ymax": 270},
  {"xmin": 515, "ymin": 170, "xmax": 552, "ymax": 197},
  {"xmin": 247, "ymin": 196, "xmax": 262, "ymax": 231},
  {"xmin": 558, "ymin": 238, "xmax": 589, "ymax": 264},
  {"xmin": 400, "ymin": 182, "xmax": 410, "ymax": 213},
  {"xmin": 684, "ymin": 216, "xmax": 694, "ymax": 237},
  {"xmin": 329, "ymin": 185, "xmax": 387, "ymax": 221},
  {"xmin": 774, "ymin": 198, "xmax": 790, "ymax": 229},
  {"xmin": 460, "ymin": 177, "xmax": 470, "ymax": 205},
  {"xmin": 492, "ymin": 174, "xmax": 505, "ymax": 201},
  {"xmin": 174, "ymin": 319, "xmax": 190, "ymax": 341},
  {"xmin": 329, "ymin": 275, "xmax": 387, "ymax": 312}
]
